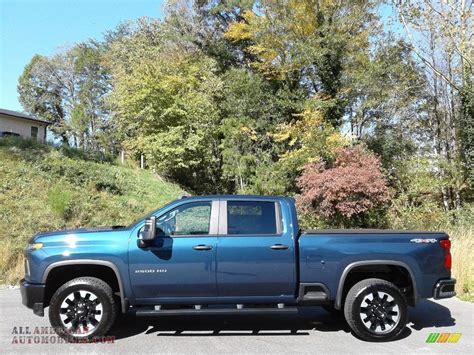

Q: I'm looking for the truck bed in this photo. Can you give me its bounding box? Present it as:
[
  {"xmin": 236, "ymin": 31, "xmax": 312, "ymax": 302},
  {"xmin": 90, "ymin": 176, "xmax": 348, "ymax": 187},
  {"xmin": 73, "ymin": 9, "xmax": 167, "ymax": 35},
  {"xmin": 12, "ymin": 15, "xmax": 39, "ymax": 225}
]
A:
[
  {"xmin": 298, "ymin": 229, "xmax": 450, "ymax": 304},
  {"xmin": 301, "ymin": 229, "xmax": 446, "ymax": 235}
]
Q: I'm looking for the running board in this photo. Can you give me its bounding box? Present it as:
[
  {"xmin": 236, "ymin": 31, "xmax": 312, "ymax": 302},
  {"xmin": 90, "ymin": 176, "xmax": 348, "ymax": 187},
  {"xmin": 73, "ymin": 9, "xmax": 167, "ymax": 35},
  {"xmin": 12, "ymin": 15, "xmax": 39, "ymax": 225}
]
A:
[{"xmin": 135, "ymin": 307, "xmax": 298, "ymax": 317}]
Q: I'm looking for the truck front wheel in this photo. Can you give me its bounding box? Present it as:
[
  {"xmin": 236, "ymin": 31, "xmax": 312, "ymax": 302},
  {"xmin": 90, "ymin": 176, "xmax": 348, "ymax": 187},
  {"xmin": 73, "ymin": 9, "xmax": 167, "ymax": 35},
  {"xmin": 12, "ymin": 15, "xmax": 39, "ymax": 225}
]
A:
[
  {"xmin": 49, "ymin": 277, "xmax": 117, "ymax": 342},
  {"xmin": 343, "ymin": 278, "xmax": 407, "ymax": 342}
]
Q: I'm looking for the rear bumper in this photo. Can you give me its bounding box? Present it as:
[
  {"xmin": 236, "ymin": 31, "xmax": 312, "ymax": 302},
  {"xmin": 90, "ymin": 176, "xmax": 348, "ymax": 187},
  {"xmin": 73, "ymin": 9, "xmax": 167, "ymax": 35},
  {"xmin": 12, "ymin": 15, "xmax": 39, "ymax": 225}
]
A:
[
  {"xmin": 20, "ymin": 279, "xmax": 46, "ymax": 316},
  {"xmin": 433, "ymin": 278, "xmax": 456, "ymax": 299}
]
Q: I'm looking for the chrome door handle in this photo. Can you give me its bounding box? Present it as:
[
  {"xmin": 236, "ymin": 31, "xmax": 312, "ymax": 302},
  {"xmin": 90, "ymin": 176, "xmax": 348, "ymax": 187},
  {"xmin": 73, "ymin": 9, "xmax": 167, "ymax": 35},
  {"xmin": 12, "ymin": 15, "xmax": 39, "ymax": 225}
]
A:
[
  {"xmin": 270, "ymin": 244, "xmax": 289, "ymax": 250},
  {"xmin": 193, "ymin": 245, "xmax": 213, "ymax": 251}
]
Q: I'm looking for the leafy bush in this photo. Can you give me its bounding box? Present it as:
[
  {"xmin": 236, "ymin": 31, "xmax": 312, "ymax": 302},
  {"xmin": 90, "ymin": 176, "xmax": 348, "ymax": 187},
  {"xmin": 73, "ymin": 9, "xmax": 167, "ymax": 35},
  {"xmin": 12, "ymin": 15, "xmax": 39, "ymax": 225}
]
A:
[
  {"xmin": 59, "ymin": 145, "xmax": 116, "ymax": 164},
  {"xmin": 297, "ymin": 146, "xmax": 391, "ymax": 227},
  {"xmin": 0, "ymin": 136, "xmax": 50, "ymax": 151}
]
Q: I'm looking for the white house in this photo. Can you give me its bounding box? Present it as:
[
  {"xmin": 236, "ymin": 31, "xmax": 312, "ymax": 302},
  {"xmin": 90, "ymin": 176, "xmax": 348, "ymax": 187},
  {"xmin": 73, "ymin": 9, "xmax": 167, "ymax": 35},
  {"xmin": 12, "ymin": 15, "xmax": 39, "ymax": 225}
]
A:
[{"xmin": 0, "ymin": 108, "xmax": 49, "ymax": 142}]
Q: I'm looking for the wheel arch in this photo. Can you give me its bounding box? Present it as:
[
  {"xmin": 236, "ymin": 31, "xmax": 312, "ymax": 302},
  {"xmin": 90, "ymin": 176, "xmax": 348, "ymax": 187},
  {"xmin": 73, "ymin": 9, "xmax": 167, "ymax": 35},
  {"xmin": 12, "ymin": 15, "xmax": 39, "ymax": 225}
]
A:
[
  {"xmin": 42, "ymin": 259, "xmax": 127, "ymax": 313},
  {"xmin": 335, "ymin": 260, "xmax": 417, "ymax": 310}
]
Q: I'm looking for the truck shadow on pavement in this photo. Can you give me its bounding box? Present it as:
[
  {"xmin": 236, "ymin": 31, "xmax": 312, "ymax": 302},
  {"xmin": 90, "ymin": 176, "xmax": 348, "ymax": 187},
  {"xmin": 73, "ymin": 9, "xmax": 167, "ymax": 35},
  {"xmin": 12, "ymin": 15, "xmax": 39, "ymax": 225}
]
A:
[
  {"xmin": 408, "ymin": 299, "xmax": 456, "ymax": 330},
  {"xmin": 110, "ymin": 299, "xmax": 454, "ymax": 341}
]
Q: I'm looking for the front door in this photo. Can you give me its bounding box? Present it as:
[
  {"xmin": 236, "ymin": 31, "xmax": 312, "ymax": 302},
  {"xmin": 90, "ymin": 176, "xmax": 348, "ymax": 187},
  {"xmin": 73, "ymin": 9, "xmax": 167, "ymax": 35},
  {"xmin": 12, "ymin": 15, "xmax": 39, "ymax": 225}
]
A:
[{"xmin": 129, "ymin": 200, "xmax": 218, "ymax": 300}]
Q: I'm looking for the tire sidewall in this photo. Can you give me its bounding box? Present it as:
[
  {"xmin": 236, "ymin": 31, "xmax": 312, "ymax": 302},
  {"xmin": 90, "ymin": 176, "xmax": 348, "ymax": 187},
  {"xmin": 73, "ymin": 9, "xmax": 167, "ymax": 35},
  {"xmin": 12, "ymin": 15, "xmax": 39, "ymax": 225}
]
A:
[
  {"xmin": 348, "ymin": 282, "xmax": 407, "ymax": 341},
  {"xmin": 49, "ymin": 279, "xmax": 114, "ymax": 341}
]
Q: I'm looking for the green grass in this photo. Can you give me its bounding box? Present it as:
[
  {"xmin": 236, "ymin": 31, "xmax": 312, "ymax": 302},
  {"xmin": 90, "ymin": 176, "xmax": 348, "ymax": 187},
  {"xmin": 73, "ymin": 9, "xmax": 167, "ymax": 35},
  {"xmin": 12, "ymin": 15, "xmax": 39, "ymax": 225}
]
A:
[
  {"xmin": 449, "ymin": 227, "xmax": 474, "ymax": 302},
  {"xmin": 0, "ymin": 138, "xmax": 183, "ymax": 284}
]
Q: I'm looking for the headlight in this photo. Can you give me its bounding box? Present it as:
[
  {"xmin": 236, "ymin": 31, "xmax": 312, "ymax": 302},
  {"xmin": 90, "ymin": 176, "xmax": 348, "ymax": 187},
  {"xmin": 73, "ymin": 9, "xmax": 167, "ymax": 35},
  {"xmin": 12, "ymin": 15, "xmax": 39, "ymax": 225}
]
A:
[{"xmin": 27, "ymin": 243, "xmax": 43, "ymax": 251}]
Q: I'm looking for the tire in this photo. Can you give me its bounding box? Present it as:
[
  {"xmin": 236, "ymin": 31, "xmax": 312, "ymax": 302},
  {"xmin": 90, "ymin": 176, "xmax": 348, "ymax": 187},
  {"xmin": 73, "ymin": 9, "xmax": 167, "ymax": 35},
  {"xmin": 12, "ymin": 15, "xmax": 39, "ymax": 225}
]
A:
[
  {"xmin": 49, "ymin": 277, "xmax": 117, "ymax": 342},
  {"xmin": 343, "ymin": 278, "xmax": 407, "ymax": 342}
]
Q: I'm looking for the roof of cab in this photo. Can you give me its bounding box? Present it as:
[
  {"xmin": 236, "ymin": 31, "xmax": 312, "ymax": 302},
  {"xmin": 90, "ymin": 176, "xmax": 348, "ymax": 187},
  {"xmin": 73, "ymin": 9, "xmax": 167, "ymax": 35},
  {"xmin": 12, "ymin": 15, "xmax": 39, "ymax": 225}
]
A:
[{"xmin": 178, "ymin": 194, "xmax": 291, "ymax": 201}]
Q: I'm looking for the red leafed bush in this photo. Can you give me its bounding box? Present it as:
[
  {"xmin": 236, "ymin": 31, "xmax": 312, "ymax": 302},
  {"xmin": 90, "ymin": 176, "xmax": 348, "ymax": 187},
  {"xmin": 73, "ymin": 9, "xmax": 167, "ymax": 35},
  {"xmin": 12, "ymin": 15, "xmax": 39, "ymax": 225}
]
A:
[{"xmin": 297, "ymin": 146, "xmax": 391, "ymax": 225}]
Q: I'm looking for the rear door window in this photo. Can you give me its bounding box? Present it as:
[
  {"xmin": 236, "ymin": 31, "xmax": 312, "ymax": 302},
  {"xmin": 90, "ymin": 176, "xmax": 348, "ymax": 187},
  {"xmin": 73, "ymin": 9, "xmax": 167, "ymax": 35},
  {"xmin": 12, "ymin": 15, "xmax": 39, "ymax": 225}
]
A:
[{"xmin": 226, "ymin": 201, "xmax": 279, "ymax": 235}]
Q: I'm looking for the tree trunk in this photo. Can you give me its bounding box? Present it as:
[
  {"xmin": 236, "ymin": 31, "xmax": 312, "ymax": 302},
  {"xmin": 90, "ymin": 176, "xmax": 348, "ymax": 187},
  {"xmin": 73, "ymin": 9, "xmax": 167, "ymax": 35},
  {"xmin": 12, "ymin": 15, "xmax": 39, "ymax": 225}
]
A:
[{"xmin": 61, "ymin": 133, "xmax": 69, "ymax": 146}]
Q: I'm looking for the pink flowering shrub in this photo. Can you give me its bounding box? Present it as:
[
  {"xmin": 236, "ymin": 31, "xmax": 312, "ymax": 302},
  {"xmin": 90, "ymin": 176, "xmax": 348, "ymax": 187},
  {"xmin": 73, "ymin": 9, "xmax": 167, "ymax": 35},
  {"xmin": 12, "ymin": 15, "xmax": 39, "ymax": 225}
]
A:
[{"xmin": 297, "ymin": 146, "xmax": 391, "ymax": 227}]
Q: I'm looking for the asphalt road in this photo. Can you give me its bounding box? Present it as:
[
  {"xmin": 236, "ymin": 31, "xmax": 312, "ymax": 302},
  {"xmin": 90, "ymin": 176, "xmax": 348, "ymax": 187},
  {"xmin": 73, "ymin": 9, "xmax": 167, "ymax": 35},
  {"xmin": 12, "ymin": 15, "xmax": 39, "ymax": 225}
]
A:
[{"xmin": 0, "ymin": 287, "xmax": 472, "ymax": 354}]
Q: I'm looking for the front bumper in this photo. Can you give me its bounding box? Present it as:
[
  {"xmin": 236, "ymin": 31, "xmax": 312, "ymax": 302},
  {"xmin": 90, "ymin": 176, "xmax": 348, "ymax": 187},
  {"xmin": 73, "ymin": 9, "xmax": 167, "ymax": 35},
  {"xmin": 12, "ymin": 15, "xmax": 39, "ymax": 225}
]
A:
[
  {"xmin": 20, "ymin": 279, "xmax": 46, "ymax": 316},
  {"xmin": 433, "ymin": 278, "xmax": 456, "ymax": 299}
]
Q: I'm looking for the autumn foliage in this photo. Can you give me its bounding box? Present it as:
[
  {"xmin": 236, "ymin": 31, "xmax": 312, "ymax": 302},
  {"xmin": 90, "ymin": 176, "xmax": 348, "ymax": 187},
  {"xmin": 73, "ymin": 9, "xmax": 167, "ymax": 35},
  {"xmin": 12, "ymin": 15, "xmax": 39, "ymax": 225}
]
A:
[{"xmin": 297, "ymin": 146, "xmax": 391, "ymax": 226}]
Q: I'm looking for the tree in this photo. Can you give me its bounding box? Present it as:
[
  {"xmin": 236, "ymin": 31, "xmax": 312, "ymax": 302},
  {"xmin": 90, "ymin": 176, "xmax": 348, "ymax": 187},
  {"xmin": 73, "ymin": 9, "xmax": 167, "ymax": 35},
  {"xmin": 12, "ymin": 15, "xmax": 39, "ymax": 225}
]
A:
[
  {"xmin": 395, "ymin": 0, "xmax": 473, "ymax": 208},
  {"xmin": 459, "ymin": 80, "xmax": 474, "ymax": 187},
  {"xmin": 388, "ymin": 157, "xmax": 460, "ymax": 229},
  {"xmin": 344, "ymin": 40, "xmax": 427, "ymax": 140},
  {"xmin": 18, "ymin": 54, "xmax": 70, "ymax": 145},
  {"xmin": 69, "ymin": 43, "xmax": 112, "ymax": 151},
  {"xmin": 218, "ymin": 67, "xmax": 304, "ymax": 193},
  {"xmin": 107, "ymin": 18, "xmax": 224, "ymax": 193},
  {"xmin": 18, "ymin": 43, "xmax": 111, "ymax": 150},
  {"xmin": 347, "ymin": 40, "xmax": 429, "ymax": 183},
  {"xmin": 272, "ymin": 97, "xmax": 348, "ymax": 193},
  {"xmin": 164, "ymin": 0, "xmax": 256, "ymax": 70},
  {"xmin": 297, "ymin": 146, "xmax": 391, "ymax": 227},
  {"xmin": 220, "ymin": 0, "xmax": 381, "ymax": 193},
  {"xmin": 224, "ymin": 0, "xmax": 379, "ymax": 127}
]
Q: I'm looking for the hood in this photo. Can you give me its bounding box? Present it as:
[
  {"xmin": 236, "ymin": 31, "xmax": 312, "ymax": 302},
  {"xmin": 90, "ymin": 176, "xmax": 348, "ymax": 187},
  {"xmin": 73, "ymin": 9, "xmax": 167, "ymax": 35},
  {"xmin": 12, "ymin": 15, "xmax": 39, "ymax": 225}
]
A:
[{"xmin": 29, "ymin": 225, "xmax": 127, "ymax": 243}]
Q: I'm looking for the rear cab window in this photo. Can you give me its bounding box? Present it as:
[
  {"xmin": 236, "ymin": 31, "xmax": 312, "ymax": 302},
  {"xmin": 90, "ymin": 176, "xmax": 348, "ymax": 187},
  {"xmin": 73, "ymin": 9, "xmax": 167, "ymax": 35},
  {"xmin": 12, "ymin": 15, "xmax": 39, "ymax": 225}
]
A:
[{"xmin": 226, "ymin": 200, "xmax": 282, "ymax": 235}]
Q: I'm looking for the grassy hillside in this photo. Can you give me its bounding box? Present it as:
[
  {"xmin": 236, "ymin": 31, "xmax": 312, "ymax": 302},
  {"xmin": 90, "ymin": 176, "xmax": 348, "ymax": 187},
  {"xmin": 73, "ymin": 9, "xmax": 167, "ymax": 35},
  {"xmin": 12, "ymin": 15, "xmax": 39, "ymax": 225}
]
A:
[
  {"xmin": 0, "ymin": 138, "xmax": 471, "ymax": 302},
  {"xmin": 0, "ymin": 138, "xmax": 183, "ymax": 284}
]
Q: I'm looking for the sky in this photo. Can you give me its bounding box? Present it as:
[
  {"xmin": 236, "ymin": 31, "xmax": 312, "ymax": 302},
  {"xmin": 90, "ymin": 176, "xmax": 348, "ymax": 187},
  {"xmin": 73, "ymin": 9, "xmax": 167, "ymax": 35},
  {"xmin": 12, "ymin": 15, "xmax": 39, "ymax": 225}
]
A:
[
  {"xmin": 0, "ymin": 1, "xmax": 399, "ymax": 113},
  {"xmin": 0, "ymin": 0, "xmax": 165, "ymax": 112}
]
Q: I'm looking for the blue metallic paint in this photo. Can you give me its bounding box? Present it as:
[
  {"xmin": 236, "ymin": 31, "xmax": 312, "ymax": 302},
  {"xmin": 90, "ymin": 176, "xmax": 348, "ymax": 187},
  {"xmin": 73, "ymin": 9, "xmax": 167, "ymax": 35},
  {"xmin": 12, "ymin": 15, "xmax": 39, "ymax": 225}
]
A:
[{"xmin": 24, "ymin": 195, "xmax": 451, "ymax": 311}]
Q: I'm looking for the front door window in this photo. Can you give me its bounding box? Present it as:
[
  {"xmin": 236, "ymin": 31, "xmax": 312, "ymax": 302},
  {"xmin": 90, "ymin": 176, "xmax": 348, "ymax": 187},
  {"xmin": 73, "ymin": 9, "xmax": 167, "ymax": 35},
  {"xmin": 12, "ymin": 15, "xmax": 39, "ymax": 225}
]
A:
[{"xmin": 156, "ymin": 202, "xmax": 212, "ymax": 236}]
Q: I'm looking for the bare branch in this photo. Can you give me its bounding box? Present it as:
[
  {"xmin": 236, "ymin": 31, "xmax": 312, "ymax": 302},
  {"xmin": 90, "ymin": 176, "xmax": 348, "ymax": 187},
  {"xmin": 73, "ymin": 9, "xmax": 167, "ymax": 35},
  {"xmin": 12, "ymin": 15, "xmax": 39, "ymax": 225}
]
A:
[{"xmin": 395, "ymin": 4, "xmax": 462, "ymax": 92}]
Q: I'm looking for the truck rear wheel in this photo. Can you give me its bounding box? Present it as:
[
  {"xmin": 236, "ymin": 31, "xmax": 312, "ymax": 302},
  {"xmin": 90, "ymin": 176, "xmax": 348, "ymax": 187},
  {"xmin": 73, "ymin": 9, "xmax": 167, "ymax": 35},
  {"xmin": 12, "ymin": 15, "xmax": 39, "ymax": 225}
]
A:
[
  {"xmin": 49, "ymin": 277, "xmax": 117, "ymax": 342},
  {"xmin": 343, "ymin": 278, "xmax": 407, "ymax": 342}
]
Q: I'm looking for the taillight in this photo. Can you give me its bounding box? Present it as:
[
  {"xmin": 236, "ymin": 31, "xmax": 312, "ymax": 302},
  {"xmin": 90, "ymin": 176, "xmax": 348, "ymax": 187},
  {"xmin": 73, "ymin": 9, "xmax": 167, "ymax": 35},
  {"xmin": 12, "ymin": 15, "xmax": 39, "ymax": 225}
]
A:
[
  {"xmin": 440, "ymin": 239, "xmax": 450, "ymax": 249},
  {"xmin": 440, "ymin": 239, "xmax": 452, "ymax": 270}
]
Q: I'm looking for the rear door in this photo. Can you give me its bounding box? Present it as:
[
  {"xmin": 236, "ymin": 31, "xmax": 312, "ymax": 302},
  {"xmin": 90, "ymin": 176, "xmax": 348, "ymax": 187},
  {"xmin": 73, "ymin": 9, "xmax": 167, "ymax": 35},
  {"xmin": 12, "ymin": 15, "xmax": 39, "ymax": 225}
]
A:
[{"xmin": 216, "ymin": 199, "xmax": 296, "ymax": 297}]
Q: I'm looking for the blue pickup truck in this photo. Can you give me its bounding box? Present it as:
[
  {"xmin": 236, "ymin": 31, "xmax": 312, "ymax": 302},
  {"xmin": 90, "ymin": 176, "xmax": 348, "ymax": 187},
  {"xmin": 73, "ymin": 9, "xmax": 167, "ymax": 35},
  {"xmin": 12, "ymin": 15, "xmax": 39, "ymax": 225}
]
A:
[{"xmin": 21, "ymin": 195, "xmax": 456, "ymax": 342}]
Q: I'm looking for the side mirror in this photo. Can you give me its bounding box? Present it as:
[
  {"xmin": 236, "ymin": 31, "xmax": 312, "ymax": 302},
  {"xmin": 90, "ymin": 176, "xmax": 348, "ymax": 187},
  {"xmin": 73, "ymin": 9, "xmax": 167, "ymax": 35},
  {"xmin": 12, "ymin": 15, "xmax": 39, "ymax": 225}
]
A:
[{"xmin": 141, "ymin": 216, "xmax": 156, "ymax": 243}]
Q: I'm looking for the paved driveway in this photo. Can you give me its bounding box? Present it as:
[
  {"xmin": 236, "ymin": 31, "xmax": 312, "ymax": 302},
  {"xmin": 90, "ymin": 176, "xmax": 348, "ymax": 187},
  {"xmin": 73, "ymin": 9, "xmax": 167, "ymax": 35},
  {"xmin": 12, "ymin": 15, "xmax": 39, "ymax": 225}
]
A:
[{"xmin": 0, "ymin": 287, "xmax": 472, "ymax": 354}]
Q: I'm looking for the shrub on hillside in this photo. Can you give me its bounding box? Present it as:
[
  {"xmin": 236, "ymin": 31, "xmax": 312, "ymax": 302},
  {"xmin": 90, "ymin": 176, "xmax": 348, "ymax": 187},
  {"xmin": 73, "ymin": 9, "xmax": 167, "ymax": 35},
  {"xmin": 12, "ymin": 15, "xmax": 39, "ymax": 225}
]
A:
[
  {"xmin": 0, "ymin": 136, "xmax": 50, "ymax": 150},
  {"xmin": 297, "ymin": 146, "xmax": 391, "ymax": 227},
  {"xmin": 47, "ymin": 185, "xmax": 74, "ymax": 219},
  {"xmin": 59, "ymin": 145, "xmax": 116, "ymax": 164},
  {"xmin": 0, "ymin": 136, "xmax": 116, "ymax": 164}
]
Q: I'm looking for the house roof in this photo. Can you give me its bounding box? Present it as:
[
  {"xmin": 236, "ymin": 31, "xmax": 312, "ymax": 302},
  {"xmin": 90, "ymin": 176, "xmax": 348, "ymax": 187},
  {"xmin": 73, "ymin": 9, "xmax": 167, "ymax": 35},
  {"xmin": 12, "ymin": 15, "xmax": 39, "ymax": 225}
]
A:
[{"xmin": 0, "ymin": 108, "xmax": 50, "ymax": 125}]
